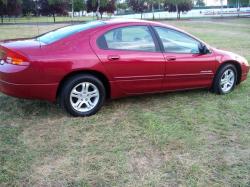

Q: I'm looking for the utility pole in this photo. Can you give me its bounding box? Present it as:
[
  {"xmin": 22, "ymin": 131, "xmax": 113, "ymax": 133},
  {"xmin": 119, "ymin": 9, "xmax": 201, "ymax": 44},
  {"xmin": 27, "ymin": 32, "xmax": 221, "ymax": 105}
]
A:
[
  {"xmin": 237, "ymin": 0, "xmax": 240, "ymax": 17},
  {"xmin": 220, "ymin": 0, "xmax": 223, "ymax": 17},
  {"xmin": 72, "ymin": 0, "xmax": 74, "ymax": 19}
]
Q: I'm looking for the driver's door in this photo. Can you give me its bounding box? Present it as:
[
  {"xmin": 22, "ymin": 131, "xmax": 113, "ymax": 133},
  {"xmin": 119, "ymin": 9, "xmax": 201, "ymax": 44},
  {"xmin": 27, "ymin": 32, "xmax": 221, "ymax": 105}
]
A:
[{"xmin": 153, "ymin": 26, "xmax": 217, "ymax": 91}]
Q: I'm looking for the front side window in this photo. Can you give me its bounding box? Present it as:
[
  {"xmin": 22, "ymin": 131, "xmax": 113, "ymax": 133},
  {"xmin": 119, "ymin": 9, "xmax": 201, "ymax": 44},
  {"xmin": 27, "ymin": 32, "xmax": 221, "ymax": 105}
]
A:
[
  {"xmin": 98, "ymin": 26, "xmax": 156, "ymax": 52},
  {"xmin": 154, "ymin": 26, "xmax": 200, "ymax": 54}
]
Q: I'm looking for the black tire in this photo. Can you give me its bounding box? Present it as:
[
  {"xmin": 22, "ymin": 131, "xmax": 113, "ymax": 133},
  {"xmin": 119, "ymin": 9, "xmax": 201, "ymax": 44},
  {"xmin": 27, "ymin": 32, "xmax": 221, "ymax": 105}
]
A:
[
  {"xmin": 59, "ymin": 74, "xmax": 106, "ymax": 117},
  {"xmin": 213, "ymin": 64, "xmax": 237, "ymax": 94}
]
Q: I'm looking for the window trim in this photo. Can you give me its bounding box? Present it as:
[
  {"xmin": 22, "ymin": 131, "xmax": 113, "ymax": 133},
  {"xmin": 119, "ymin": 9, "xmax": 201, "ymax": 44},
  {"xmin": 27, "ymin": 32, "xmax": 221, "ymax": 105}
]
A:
[
  {"xmin": 96, "ymin": 25, "xmax": 162, "ymax": 53},
  {"xmin": 152, "ymin": 26, "xmax": 203, "ymax": 54}
]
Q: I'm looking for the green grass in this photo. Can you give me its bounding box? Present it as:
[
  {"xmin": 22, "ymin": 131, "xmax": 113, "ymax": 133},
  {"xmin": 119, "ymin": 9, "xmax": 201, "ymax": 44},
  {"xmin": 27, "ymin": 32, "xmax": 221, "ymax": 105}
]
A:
[
  {"xmin": 1, "ymin": 16, "xmax": 95, "ymax": 24},
  {"xmin": 0, "ymin": 18, "xmax": 250, "ymax": 186}
]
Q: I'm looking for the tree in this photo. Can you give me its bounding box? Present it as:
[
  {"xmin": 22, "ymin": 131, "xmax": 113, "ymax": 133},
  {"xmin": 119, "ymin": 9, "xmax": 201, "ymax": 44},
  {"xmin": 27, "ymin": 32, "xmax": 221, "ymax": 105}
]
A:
[
  {"xmin": 128, "ymin": 0, "xmax": 147, "ymax": 19},
  {"xmin": 164, "ymin": 0, "xmax": 192, "ymax": 19},
  {"xmin": 6, "ymin": 0, "xmax": 23, "ymax": 17},
  {"xmin": 38, "ymin": 0, "xmax": 50, "ymax": 16},
  {"xmin": 74, "ymin": 0, "xmax": 86, "ymax": 13},
  {"xmin": 87, "ymin": 0, "xmax": 115, "ymax": 19},
  {"xmin": 228, "ymin": 0, "xmax": 249, "ymax": 7},
  {"xmin": 196, "ymin": 0, "xmax": 205, "ymax": 7},
  {"xmin": 146, "ymin": 0, "xmax": 164, "ymax": 20},
  {"xmin": 22, "ymin": 0, "xmax": 36, "ymax": 16},
  {"xmin": 100, "ymin": 0, "xmax": 115, "ymax": 18},
  {"xmin": 116, "ymin": 1, "xmax": 128, "ymax": 13},
  {"xmin": 40, "ymin": 0, "xmax": 70, "ymax": 22},
  {"xmin": 0, "ymin": 0, "xmax": 7, "ymax": 23}
]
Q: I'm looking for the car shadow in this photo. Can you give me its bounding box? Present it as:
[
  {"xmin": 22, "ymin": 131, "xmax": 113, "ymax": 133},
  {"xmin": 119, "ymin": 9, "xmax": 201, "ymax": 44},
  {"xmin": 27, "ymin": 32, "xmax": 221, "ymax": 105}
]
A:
[{"xmin": 0, "ymin": 88, "xmax": 211, "ymax": 120}]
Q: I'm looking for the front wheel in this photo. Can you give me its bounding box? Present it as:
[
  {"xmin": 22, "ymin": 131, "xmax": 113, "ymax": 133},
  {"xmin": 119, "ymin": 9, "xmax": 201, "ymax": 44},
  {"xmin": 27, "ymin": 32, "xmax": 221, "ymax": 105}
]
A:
[
  {"xmin": 59, "ymin": 74, "xmax": 106, "ymax": 117},
  {"xmin": 213, "ymin": 64, "xmax": 237, "ymax": 94}
]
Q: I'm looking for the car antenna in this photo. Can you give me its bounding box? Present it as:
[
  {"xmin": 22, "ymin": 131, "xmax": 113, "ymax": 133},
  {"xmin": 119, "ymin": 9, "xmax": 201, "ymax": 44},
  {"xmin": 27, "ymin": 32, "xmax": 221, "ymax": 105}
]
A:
[{"xmin": 36, "ymin": 20, "xmax": 41, "ymax": 48}]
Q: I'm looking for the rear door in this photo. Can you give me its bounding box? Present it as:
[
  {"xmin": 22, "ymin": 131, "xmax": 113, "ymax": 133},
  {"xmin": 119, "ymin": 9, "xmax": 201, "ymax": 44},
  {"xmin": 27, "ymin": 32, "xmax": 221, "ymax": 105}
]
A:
[{"xmin": 91, "ymin": 24, "xmax": 166, "ymax": 94}]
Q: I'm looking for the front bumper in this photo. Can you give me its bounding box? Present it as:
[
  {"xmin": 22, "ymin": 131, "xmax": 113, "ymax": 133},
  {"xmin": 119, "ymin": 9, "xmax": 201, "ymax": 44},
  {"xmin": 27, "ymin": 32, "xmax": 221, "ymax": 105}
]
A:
[{"xmin": 241, "ymin": 64, "xmax": 250, "ymax": 82}]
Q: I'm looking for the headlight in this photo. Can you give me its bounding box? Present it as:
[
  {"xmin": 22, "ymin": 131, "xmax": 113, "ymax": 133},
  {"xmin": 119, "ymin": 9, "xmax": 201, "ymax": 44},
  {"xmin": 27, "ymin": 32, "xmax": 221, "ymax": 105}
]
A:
[
  {"xmin": 241, "ymin": 57, "xmax": 249, "ymax": 66},
  {"xmin": 236, "ymin": 55, "xmax": 249, "ymax": 66}
]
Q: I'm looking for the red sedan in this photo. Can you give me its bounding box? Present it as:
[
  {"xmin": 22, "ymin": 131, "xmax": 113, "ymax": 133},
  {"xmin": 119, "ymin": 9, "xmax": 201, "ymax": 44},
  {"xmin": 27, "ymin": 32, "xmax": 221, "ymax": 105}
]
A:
[{"xmin": 0, "ymin": 19, "xmax": 249, "ymax": 116}]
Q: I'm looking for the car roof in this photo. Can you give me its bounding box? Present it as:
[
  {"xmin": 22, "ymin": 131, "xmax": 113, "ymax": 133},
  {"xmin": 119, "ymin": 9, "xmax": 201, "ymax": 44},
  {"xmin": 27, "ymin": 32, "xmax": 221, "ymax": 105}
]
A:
[
  {"xmin": 104, "ymin": 18, "xmax": 155, "ymax": 24},
  {"xmin": 102, "ymin": 18, "xmax": 180, "ymax": 31},
  {"xmin": 103, "ymin": 18, "xmax": 166, "ymax": 27}
]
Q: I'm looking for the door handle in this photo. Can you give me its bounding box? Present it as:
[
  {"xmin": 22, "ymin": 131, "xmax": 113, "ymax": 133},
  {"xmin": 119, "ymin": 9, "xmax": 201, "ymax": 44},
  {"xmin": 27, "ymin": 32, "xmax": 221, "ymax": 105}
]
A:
[
  {"xmin": 166, "ymin": 56, "xmax": 176, "ymax": 61},
  {"xmin": 108, "ymin": 55, "xmax": 120, "ymax": 61}
]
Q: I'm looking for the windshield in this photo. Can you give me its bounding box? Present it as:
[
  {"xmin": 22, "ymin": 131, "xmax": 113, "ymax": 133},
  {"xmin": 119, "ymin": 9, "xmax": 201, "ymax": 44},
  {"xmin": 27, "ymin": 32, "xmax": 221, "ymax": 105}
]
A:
[{"xmin": 37, "ymin": 21, "xmax": 105, "ymax": 44}]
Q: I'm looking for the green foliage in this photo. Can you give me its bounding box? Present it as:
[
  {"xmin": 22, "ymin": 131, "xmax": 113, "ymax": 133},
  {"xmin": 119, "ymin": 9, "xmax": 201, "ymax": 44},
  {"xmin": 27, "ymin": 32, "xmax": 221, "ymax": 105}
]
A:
[
  {"xmin": 0, "ymin": 0, "xmax": 7, "ymax": 4},
  {"xmin": 195, "ymin": 0, "xmax": 205, "ymax": 7},
  {"xmin": 117, "ymin": 2, "xmax": 128, "ymax": 10},
  {"xmin": 86, "ymin": 0, "xmax": 116, "ymax": 18},
  {"xmin": 47, "ymin": 0, "xmax": 64, "ymax": 5},
  {"xmin": 128, "ymin": 0, "xmax": 148, "ymax": 13},
  {"xmin": 228, "ymin": 0, "xmax": 250, "ymax": 7},
  {"xmin": 74, "ymin": 0, "xmax": 86, "ymax": 12},
  {"xmin": 164, "ymin": 0, "xmax": 193, "ymax": 19},
  {"xmin": 22, "ymin": 0, "xmax": 36, "ymax": 16}
]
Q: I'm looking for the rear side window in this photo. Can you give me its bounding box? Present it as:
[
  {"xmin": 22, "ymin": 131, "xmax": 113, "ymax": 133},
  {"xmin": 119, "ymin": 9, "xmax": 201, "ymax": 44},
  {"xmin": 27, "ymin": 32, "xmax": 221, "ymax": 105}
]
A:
[
  {"xmin": 37, "ymin": 21, "xmax": 105, "ymax": 44},
  {"xmin": 98, "ymin": 26, "xmax": 156, "ymax": 52}
]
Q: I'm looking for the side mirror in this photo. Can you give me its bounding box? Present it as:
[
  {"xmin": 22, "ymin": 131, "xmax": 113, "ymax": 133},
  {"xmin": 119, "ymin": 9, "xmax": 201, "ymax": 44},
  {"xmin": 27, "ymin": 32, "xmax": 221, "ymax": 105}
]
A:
[{"xmin": 199, "ymin": 43, "xmax": 209, "ymax": 54}]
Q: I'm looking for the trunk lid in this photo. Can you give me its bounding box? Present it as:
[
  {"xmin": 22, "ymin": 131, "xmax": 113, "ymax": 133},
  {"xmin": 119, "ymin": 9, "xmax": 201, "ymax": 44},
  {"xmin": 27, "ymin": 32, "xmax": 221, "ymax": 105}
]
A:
[{"xmin": 0, "ymin": 38, "xmax": 44, "ymax": 59}]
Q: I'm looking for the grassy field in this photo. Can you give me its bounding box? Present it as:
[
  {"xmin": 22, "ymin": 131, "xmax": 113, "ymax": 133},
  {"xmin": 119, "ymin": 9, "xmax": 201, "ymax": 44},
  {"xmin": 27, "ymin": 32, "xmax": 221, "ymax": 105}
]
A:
[
  {"xmin": 0, "ymin": 18, "xmax": 250, "ymax": 186},
  {"xmin": 1, "ymin": 16, "xmax": 95, "ymax": 24}
]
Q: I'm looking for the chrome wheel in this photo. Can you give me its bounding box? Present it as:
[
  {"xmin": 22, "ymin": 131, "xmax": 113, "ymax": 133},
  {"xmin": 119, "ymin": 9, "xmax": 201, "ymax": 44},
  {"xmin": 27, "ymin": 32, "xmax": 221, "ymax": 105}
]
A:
[
  {"xmin": 220, "ymin": 69, "xmax": 235, "ymax": 93},
  {"xmin": 70, "ymin": 82, "xmax": 100, "ymax": 112}
]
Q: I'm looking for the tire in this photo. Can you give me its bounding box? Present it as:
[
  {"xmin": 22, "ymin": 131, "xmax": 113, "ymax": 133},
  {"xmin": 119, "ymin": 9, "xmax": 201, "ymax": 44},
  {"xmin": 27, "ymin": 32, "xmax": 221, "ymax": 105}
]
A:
[
  {"xmin": 59, "ymin": 74, "xmax": 106, "ymax": 117},
  {"xmin": 213, "ymin": 64, "xmax": 237, "ymax": 94}
]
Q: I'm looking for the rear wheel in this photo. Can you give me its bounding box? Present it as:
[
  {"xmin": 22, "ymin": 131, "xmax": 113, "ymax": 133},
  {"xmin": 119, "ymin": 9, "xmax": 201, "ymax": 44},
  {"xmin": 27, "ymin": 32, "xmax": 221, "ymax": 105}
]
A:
[
  {"xmin": 213, "ymin": 64, "xmax": 237, "ymax": 94},
  {"xmin": 59, "ymin": 74, "xmax": 106, "ymax": 116}
]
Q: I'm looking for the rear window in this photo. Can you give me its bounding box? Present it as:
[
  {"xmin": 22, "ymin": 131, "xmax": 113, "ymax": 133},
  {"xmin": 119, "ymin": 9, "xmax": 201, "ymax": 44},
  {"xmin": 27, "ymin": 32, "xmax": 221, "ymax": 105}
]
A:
[{"xmin": 37, "ymin": 21, "xmax": 105, "ymax": 44}]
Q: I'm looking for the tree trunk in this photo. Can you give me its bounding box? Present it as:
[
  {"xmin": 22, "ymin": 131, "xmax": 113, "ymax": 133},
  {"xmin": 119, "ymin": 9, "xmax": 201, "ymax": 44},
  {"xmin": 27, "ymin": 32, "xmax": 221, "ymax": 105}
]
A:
[
  {"xmin": 53, "ymin": 13, "xmax": 55, "ymax": 23},
  {"xmin": 141, "ymin": 12, "xmax": 143, "ymax": 19},
  {"xmin": 152, "ymin": 5, "xmax": 155, "ymax": 20},
  {"xmin": 1, "ymin": 16, "xmax": 3, "ymax": 24},
  {"xmin": 96, "ymin": 0, "xmax": 100, "ymax": 19},
  {"xmin": 176, "ymin": 4, "xmax": 179, "ymax": 19},
  {"xmin": 71, "ymin": 0, "xmax": 74, "ymax": 19},
  {"xmin": 220, "ymin": 0, "xmax": 223, "ymax": 17}
]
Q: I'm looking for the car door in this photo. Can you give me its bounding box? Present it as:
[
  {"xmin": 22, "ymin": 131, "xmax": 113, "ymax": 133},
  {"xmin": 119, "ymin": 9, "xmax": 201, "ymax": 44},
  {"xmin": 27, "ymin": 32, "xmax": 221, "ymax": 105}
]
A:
[
  {"xmin": 91, "ymin": 24, "xmax": 165, "ymax": 94},
  {"xmin": 153, "ymin": 26, "xmax": 217, "ymax": 91}
]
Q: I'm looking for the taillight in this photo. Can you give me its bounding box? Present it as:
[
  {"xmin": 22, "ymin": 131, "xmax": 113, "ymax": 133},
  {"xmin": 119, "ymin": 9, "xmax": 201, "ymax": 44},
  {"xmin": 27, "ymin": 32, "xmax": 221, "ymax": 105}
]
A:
[{"xmin": 0, "ymin": 47, "xmax": 29, "ymax": 66}]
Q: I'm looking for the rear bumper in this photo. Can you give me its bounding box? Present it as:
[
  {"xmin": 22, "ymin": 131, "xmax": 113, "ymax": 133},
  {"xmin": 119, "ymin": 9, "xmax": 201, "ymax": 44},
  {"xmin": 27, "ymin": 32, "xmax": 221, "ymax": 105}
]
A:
[
  {"xmin": 0, "ymin": 79, "xmax": 58, "ymax": 102},
  {"xmin": 0, "ymin": 62, "xmax": 59, "ymax": 102}
]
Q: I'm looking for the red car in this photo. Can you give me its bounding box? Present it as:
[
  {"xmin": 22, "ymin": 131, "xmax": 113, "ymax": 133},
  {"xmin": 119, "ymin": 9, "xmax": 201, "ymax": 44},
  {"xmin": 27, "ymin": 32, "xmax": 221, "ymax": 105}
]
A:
[{"xmin": 0, "ymin": 19, "xmax": 249, "ymax": 116}]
